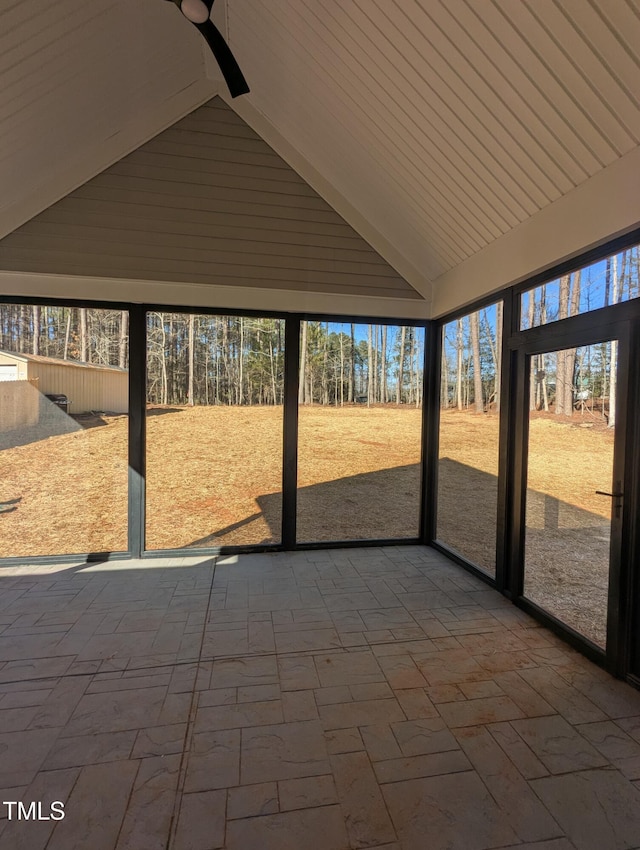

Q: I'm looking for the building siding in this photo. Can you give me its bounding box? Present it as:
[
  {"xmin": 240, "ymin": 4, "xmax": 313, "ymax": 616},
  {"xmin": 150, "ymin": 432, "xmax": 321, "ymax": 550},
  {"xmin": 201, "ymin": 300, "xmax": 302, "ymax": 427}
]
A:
[
  {"xmin": 0, "ymin": 98, "xmax": 420, "ymax": 301},
  {"xmin": 0, "ymin": 353, "xmax": 127, "ymax": 414}
]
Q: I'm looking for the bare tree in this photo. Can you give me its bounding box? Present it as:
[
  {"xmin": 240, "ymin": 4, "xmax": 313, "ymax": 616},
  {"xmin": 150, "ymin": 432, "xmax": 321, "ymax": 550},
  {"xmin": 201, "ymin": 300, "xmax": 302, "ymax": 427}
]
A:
[
  {"xmin": 381, "ymin": 325, "xmax": 387, "ymax": 404},
  {"xmin": 609, "ymin": 254, "xmax": 624, "ymax": 428},
  {"xmin": 396, "ymin": 326, "xmax": 406, "ymax": 404},
  {"xmin": 31, "ymin": 305, "xmax": 41, "ymax": 356},
  {"xmin": 299, "ymin": 320, "xmax": 308, "ymax": 404},
  {"xmin": 555, "ymin": 275, "xmax": 571, "ymax": 415},
  {"xmin": 79, "ymin": 308, "xmax": 89, "ymax": 362},
  {"xmin": 455, "ymin": 318, "xmax": 463, "ymax": 410},
  {"xmin": 187, "ymin": 313, "xmax": 195, "ymax": 405},
  {"xmin": 119, "ymin": 311, "xmax": 128, "ymax": 369},
  {"xmin": 367, "ymin": 324, "xmax": 373, "ymax": 406},
  {"xmin": 470, "ymin": 311, "xmax": 483, "ymax": 413}
]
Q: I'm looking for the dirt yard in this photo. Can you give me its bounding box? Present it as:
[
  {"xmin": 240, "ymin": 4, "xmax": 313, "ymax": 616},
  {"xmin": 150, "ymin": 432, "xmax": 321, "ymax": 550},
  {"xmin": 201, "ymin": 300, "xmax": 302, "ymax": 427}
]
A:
[{"xmin": 0, "ymin": 405, "xmax": 615, "ymax": 645}]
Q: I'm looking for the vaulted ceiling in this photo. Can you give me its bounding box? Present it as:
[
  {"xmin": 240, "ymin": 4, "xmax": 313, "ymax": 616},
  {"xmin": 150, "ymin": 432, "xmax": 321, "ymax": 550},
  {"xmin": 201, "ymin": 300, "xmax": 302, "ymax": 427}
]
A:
[{"xmin": 1, "ymin": 0, "xmax": 640, "ymax": 316}]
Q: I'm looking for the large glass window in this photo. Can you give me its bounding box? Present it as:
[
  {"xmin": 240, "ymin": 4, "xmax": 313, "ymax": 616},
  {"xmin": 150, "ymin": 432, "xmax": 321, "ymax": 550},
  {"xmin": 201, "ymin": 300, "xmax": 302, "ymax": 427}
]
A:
[
  {"xmin": 145, "ymin": 313, "xmax": 284, "ymax": 549},
  {"xmin": 437, "ymin": 303, "xmax": 502, "ymax": 573},
  {"xmin": 296, "ymin": 322, "xmax": 424, "ymax": 542},
  {"xmin": 521, "ymin": 245, "xmax": 639, "ymax": 330},
  {"xmin": 0, "ymin": 304, "xmax": 129, "ymax": 557},
  {"xmin": 524, "ymin": 343, "xmax": 617, "ymax": 647}
]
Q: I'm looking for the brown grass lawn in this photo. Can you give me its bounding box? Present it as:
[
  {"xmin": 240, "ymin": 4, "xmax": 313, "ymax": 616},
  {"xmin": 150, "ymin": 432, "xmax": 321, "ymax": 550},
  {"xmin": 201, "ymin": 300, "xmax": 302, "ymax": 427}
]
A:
[{"xmin": 0, "ymin": 405, "xmax": 616, "ymax": 644}]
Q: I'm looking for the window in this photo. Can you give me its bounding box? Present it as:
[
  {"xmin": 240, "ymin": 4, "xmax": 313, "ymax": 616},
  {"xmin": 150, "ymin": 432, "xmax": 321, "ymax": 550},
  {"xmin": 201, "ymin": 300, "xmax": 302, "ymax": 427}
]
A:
[
  {"xmin": 0, "ymin": 304, "xmax": 129, "ymax": 557},
  {"xmin": 296, "ymin": 322, "xmax": 424, "ymax": 542},
  {"xmin": 521, "ymin": 245, "xmax": 639, "ymax": 330},
  {"xmin": 437, "ymin": 303, "xmax": 502, "ymax": 573},
  {"xmin": 145, "ymin": 312, "xmax": 284, "ymax": 550}
]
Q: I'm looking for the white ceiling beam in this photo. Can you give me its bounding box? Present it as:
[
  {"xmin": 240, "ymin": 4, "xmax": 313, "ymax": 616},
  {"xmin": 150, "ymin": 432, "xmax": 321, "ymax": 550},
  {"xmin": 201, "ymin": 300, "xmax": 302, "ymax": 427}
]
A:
[
  {"xmin": 431, "ymin": 143, "xmax": 640, "ymax": 317},
  {"xmin": 0, "ymin": 270, "xmax": 430, "ymax": 320}
]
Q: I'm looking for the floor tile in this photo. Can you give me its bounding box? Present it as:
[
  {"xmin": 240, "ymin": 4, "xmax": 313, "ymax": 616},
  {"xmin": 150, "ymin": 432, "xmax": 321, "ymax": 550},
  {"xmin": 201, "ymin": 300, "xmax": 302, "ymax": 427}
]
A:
[
  {"xmin": 241, "ymin": 720, "xmax": 330, "ymax": 784},
  {"xmin": 383, "ymin": 771, "xmax": 519, "ymax": 850},
  {"xmin": 331, "ymin": 751, "xmax": 396, "ymax": 847},
  {"xmin": 531, "ymin": 769, "xmax": 640, "ymax": 850},
  {"xmin": 3, "ymin": 546, "xmax": 640, "ymax": 850},
  {"xmin": 172, "ymin": 790, "xmax": 226, "ymax": 850},
  {"xmin": 225, "ymin": 806, "xmax": 349, "ymax": 850},
  {"xmin": 510, "ymin": 716, "xmax": 609, "ymax": 774}
]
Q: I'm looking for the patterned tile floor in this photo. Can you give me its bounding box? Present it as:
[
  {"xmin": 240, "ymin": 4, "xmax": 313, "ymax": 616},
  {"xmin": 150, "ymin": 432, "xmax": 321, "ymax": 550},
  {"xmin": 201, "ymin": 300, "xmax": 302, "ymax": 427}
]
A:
[{"xmin": 1, "ymin": 545, "xmax": 640, "ymax": 850}]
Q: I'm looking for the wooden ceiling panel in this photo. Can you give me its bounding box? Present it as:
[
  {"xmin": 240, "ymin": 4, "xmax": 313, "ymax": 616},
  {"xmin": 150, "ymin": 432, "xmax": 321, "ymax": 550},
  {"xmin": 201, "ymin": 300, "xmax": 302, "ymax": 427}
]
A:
[{"xmin": 1, "ymin": 0, "xmax": 639, "ymax": 301}]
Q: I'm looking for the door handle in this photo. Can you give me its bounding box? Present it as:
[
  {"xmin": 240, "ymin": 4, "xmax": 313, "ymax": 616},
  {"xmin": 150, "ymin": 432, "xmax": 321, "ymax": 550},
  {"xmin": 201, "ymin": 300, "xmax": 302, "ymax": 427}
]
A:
[{"xmin": 595, "ymin": 488, "xmax": 624, "ymax": 519}]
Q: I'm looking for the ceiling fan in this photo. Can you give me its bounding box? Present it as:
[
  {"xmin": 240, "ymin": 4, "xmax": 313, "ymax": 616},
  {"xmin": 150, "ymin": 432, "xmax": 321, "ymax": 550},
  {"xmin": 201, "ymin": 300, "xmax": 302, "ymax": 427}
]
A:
[{"xmin": 164, "ymin": 0, "xmax": 249, "ymax": 97}]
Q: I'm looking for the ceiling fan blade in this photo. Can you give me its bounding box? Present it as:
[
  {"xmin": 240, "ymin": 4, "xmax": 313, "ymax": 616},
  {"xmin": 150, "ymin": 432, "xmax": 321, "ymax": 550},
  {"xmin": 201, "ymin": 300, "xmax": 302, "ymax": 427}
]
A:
[{"xmin": 196, "ymin": 18, "xmax": 250, "ymax": 98}]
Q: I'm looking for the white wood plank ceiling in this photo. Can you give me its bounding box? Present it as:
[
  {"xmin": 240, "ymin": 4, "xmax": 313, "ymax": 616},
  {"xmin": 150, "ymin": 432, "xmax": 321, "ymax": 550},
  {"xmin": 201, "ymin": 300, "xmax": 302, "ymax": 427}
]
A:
[
  {"xmin": 1, "ymin": 0, "xmax": 640, "ymax": 308},
  {"xmin": 228, "ymin": 0, "xmax": 640, "ymax": 289}
]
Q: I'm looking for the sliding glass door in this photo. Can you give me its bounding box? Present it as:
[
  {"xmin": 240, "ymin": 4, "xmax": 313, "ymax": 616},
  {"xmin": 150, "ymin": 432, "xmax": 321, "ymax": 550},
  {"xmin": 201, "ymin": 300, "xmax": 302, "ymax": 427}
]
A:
[
  {"xmin": 520, "ymin": 330, "xmax": 630, "ymax": 665},
  {"xmin": 523, "ymin": 342, "xmax": 620, "ymax": 648}
]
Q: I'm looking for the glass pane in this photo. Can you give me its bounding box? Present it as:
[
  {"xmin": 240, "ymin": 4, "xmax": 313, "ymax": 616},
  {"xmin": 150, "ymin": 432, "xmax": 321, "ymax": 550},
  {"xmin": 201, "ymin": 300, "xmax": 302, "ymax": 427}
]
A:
[
  {"xmin": 521, "ymin": 245, "xmax": 639, "ymax": 330},
  {"xmin": 524, "ymin": 343, "xmax": 617, "ymax": 647},
  {"xmin": 145, "ymin": 313, "xmax": 284, "ymax": 550},
  {"xmin": 0, "ymin": 304, "xmax": 129, "ymax": 557},
  {"xmin": 437, "ymin": 303, "xmax": 502, "ymax": 573},
  {"xmin": 296, "ymin": 322, "xmax": 424, "ymax": 542}
]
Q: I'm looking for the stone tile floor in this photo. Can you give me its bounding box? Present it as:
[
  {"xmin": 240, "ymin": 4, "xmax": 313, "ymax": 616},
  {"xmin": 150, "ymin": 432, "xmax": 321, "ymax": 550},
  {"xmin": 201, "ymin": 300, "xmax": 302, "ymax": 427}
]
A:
[{"xmin": 1, "ymin": 545, "xmax": 640, "ymax": 850}]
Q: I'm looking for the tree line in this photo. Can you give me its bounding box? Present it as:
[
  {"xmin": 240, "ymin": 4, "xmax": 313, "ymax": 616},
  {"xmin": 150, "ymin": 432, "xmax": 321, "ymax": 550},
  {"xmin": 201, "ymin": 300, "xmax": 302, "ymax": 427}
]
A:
[
  {"xmin": 524, "ymin": 248, "xmax": 639, "ymax": 426},
  {"xmin": 299, "ymin": 321, "xmax": 423, "ymax": 407},
  {"xmin": 0, "ymin": 307, "xmax": 424, "ymax": 409},
  {"xmin": 0, "ymin": 304, "xmax": 128, "ymax": 368},
  {"xmin": 148, "ymin": 316, "xmax": 424, "ymax": 407},
  {"xmin": 442, "ymin": 304, "xmax": 503, "ymax": 413},
  {"xmin": 146, "ymin": 313, "xmax": 284, "ymax": 406}
]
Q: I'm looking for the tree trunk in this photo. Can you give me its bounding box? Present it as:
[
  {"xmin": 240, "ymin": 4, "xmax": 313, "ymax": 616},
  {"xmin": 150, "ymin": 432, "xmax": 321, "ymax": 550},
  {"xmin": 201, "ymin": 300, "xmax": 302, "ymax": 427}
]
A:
[
  {"xmin": 470, "ymin": 311, "xmax": 483, "ymax": 413},
  {"xmin": 372, "ymin": 325, "xmax": 378, "ymax": 403},
  {"xmin": 160, "ymin": 314, "xmax": 168, "ymax": 404},
  {"xmin": 381, "ymin": 325, "xmax": 387, "ymax": 404},
  {"xmin": 187, "ymin": 313, "xmax": 195, "ymax": 405},
  {"xmin": 238, "ymin": 316, "xmax": 244, "ymax": 405},
  {"xmin": 63, "ymin": 311, "xmax": 71, "ymax": 360},
  {"xmin": 527, "ymin": 291, "xmax": 537, "ymax": 410},
  {"xmin": 441, "ymin": 342, "xmax": 449, "ymax": 409},
  {"xmin": 555, "ymin": 275, "xmax": 571, "ymax": 415},
  {"xmin": 79, "ymin": 307, "xmax": 89, "ymax": 362},
  {"xmin": 609, "ymin": 254, "xmax": 624, "ymax": 428},
  {"xmin": 562, "ymin": 271, "xmax": 581, "ymax": 415},
  {"xmin": 299, "ymin": 321, "xmax": 308, "ymax": 404},
  {"xmin": 367, "ymin": 325, "xmax": 373, "ymax": 407},
  {"xmin": 397, "ymin": 326, "xmax": 406, "ymax": 405},
  {"xmin": 323, "ymin": 322, "xmax": 329, "ymax": 405},
  {"xmin": 408, "ymin": 329, "xmax": 415, "ymax": 406},
  {"xmin": 455, "ymin": 319, "xmax": 463, "ymax": 410},
  {"xmin": 32, "ymin": 305, "xmax": 41, "ymax": 356},
  {"xmin": 119, "ymin": 311, "xmax": 128, "ymax": 369},
  {"xmin": 348, "ymin": 324, "xmax": 356, "ymax": 403},
  {"xmin": 495, "ymin": 302, "xmax": 503, "ymax": 411}
]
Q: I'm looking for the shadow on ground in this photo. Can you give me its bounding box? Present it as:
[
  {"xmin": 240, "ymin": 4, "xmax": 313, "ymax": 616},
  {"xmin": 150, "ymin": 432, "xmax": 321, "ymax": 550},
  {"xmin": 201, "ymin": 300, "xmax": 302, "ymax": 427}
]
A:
[
  {"xmin": 187, "ymin": 463, "xmax": 422, "ymax": 547},
  {"xmin": 437, "ymin": 457, "xmax": 611, "ymax": 646}
]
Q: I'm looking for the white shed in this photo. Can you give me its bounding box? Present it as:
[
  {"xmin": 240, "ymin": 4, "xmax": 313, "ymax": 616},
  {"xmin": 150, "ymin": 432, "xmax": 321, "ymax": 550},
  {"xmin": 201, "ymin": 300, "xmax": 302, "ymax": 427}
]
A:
[{"xmin": 0, "ymin": 351, "xmax": 128, "ymax": 414}]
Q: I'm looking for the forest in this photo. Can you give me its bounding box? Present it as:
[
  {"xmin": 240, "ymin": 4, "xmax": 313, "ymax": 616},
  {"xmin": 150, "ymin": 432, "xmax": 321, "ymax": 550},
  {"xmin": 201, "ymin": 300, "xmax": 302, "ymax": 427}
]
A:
[
  {"xmin": 1, "ymin": 245, "xmax": 637, "ymax": 416},
  {"xmin": 147, "ymin": 316, "xmax": 424, "ymax": 407},
  {"xmin": 0, "ymin": 305, "xmax": 128, "ymax": 368},
  {"xmin": 0, "ymin": 306, "xmax": 424, "ymax": 409},
  {"xmin": 442, "ymin": 246, "xmax": 639, "ymax": 422}
]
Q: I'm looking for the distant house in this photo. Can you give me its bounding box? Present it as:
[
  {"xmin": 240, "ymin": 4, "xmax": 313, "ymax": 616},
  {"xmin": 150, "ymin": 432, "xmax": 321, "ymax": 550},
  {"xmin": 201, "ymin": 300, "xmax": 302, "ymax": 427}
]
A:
[{"xmin": 0, "ymin": 351, "xmax": 128, "ymax": 414}]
